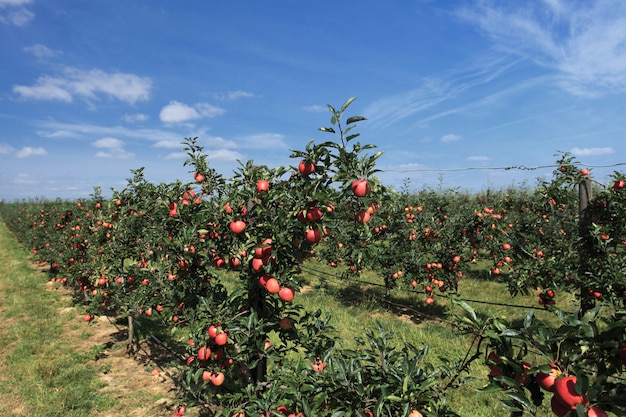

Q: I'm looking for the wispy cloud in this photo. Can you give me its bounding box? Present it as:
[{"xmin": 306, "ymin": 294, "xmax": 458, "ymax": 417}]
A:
[
  {"xmin": 0, "ymin": 0, "xmax": 32, "ymax": 6},
  {"xmin": 0, "ymin": 0, "xmax": 33, "ymax": 26},
  {"xmin": 458, "ymin": 0, "xmax": 626, "ymax": 97},
  {"xmin": 213, "ymin": 90, "xmax": 254, "ymax": 100},
  {"xmin": 467, "ymin": 155, "xmax": 491, "ymax": 162},
  {"xmin": 16, "ymin": 146, "xmax": 47, "ymax": 158},
  {"xmin": 571, "ymin": 146, "xmax": 614, "ymax": 157},
  {"xmin": 122, "ymin": 113, "xmax": 149, "ymax": 123},
  {"xmin": 364, "ymin": 56, "xmax": 519, "ymax": 129},
  {"xmin": 441, "ymin": 134, "xmax": 461, "ymax": 143},
  {"xmin": 0, "ymin": 143, "xmax": 15, "ymax": 154},
  {"xmin": 164, "ymin": 148, "xmax": 242, "ymax": 162},
  {"xmin": 37, "ymin": 120, "xmax": 182, "ymax": 143},
  {"xmin": 302, "ymin": 104, "xmax": 327, "ymax": 113},
  {"xmin": 13, "ymin": 67, "xmax": 152, "ymax": 104},
  {"xmin": 241, "ymin": 133, "xmax": 288, "ymax": 149},
  {"xmin": 159, "ymin": 101, "xmax": 226, "ymax": 123},
  {"xmin": 92, "ymin": 137, "xmax": 134, "ymax": 159},
  {"xmin": 23, "ymin": 44, "xmax": 61, "ymax": 59}
]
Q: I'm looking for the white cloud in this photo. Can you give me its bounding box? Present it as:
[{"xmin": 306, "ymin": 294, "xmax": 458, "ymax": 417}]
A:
[
  {"xmin": 364, "ymin": 56, "xmax": 517, "ymax": 129},
  {"xmin": 242, "ymin": 133, "xmax": 287, "ymax": 149},
  {"xmin": 23, "ymin": 44, "xmax": 60, "ymax": 58},
  {"xmin": 0, "ymin": 0, "xmax": 33, "ymax": 26},
  {"xmin": 467, "ymin": 155, "xmax": 491, "ymax": 162},
  {"xmin": 154, "ymin": 140, "xmax": 184, "ymax": 149},
  {"xmin": 13, "ymin": 76, "xmax": 73, "ymax": 101},
  {"xmin": 214, "ymin": 90, "xmax": 254, "ymax": 100},
  {"xmin": 207, "ymin": 149, "xmax": 243, "ymax": 161},
  {"xmin": 302, "ymin": 104, "xmax": 327, "ymax": 113},
  {"xmin": 16, "ymin": 146, "xmax": 47, "ymax": 158},
  {"xmin": 570, "ymin": 146, "xmax": 614, "ymax": 157},
  {"xmin": 0, "ymin": 0, "xmax": 32, "ymax": 6},
  {"xmin": 13, "ymin": 67, "xmax": 152, "ymax": 104},
  {"xmin": 93, "ymin": 137, "xmax": 134, "ymax": 159},
  {"xmin": 13, "ymin": 173, "xmax": 38, "ymax": 185},
  {"xmin": 441, "ymin": 133, "xmax": 461, "ymax": 143},
  {"xmin": 159, "ymin": 101, "xmax": 225, "ymax": 123},
  {"xmin": 458, "ymin": 1, "xmax": 626, "ymax": 97},
  {"xmin": 0, "ymin": 143, "xmax": 15, "ymax": 154},
  {"xmin": 37, "ymin": 120, "xmax": 180, "ymax": 144},
  {"xmin": 122, "ymin": 113, "xmax": 149, "ymax": 123},
  {"xmin": 165, "ymin": 149, "xmax": 241, "ymax": 161}
]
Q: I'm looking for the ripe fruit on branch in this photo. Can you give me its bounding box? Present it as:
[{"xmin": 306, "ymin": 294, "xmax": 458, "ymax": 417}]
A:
[
  {"xmin": 587, "ymin": 406, "xmax": 608, "ymax": 417},
  {"xmin": 550, "ymin": 394, "xmax": 571, "ymax": 417},
  {"xmin": 279, "ymin": 317, "xmax": 292, "ymax": 330},
  {"xmin": 351, "ymin": 179, "xmax": 371, "ymax": 197},
  {"xmin": 229, "ymin": 220, "xmax": 246, "ymax": 234},
  {"xmin": 208, "ymin": 325, "xmax": 219, "ymax": 338},
  {"xmin": 355, "ymin": 209, "xmax": 371, "ymax": 224},
  {"xmin": 194, "ymin": 172, "xmax": 206, "ymax": 182},
  {"xmin": 197, "ymin": 346, "xmax": 211, "ymax": 361},
  {"xmin": 256, "ymin": 179, "xmax": 269, "ymax": 192},
  {"xmin": 305, "ymin": 227, "xmax": 322, "ymax": 244},
  {"xmin": 536, "ymin": 365, "xmax": 561, "ymax": 392},
  {"xmin": 214, "ymin": 332, "xmax": 228, "ymax": 346},
  {"xmin": 265, "ymin": 277, "xmax": 281, "ymax": 294},
  {"xmin": 211, "ymin": 371, "xmax": 225, "ymax": 386},
  {"xmin": 554, "ymin": 376, "xmax": 586, "ymax": 409},
  {"xmin": 279, "ymin": 286, "xmax": 295, "ymax": 302},
  {"xmin": 298, "ymin": 160, "xmax": 316, "ymax": 176},
  {"xmin": 305, "ymin": 206, "xmax": 323, "ymax": 222},
  {"xmin": 168, "ymin": 202, "xmax": 178, "ymax": 217}
]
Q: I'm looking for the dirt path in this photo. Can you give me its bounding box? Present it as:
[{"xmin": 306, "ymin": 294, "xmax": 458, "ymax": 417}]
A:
[{"xmin": 43, "ymin": 268, "xmax": 212, "ymax": 417}]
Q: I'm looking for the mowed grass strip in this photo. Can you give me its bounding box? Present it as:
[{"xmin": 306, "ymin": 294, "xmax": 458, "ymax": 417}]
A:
[{"xmin": 0, "ymin": 220, "xmax": 116, "ymax": 417}]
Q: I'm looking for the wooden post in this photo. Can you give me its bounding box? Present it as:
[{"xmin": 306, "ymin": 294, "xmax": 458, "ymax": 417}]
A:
[{"xmin": 578, "ymin": 177, "xmax": 593, "ymax": 313}]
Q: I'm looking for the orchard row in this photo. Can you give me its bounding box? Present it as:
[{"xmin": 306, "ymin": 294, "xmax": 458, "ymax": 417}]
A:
[{"xmin": 2, "ymin": 99, "xmax": 626, "ymax": 416}]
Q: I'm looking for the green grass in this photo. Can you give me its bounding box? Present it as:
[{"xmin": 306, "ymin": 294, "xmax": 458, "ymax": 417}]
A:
[
  {"xmin": 289, "ymin": 258, "xmax": 559, "ymax": 416},
  {"xmin": 0, "ymin": 220, "xmax": 117, "ymax": 417}
]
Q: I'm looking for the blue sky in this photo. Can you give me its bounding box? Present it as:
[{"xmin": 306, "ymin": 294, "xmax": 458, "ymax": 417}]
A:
[{"xmin": 1, "ymin": 0, "xmax": 625, "ymax": 201}]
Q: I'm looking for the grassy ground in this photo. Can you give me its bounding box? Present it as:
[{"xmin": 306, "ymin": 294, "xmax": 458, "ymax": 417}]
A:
[
  {"xmin": 0, "ymin": 220, "xmax": 196, "ymax": 417},
  {"xmin": 0, "ymin": 219, "xmax": 116, "ymax": 416},
  {"xmin": 292, "ymin": 258, "xmax": 563, "ymax": 416}
]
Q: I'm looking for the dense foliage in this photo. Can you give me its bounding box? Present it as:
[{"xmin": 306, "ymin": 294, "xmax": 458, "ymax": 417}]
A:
[{"xmin": 1, "ymin": 99, "xmax": 625, "ymax": 417}]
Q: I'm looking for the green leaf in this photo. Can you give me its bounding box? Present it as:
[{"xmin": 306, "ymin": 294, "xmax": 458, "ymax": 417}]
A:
[
  {"xmin": 319, "ymin": 127, "xmax": 336, "ymax": 134},
  {"xmin": 500, "ymin": 329, "xmax": 523, "ymax": 338},
  {"xmin": 385, "ymin": 395, "xmax": 403, "ymax": 402},
  {"xmin": 504, "ymin": 391, "xmax": 531, "ymax": 409},
  {"xmin": 452, "ymin": 299, "xmax": 477, "ymax": 322},
  {"xmin": 346, "ymin": 115, "xmax": 366, "ymax": 125},
  {"xmin": 340, "ymin": 97, "xmax": 357, "ymax": 112}
]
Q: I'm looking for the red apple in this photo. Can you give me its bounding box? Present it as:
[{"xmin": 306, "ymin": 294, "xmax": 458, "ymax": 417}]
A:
[
  {"xmin": 587, "ymin": 406, "xmax": 608, "ymax": 417},
  {"xmin": 550, "ymin": 394, "xmax": 571, "ymax": 417},
  {"xmin": 279, "ymin": 286, "xmax": 295, "ymax": 302},
  {"xmin": 305, "ymin": 227, "xmax": 322, "ymax": 244},
  {"xmin": 298, "ymin": 160, "xmax": 315, "ymax": 176},
  {"xmin": 256, "ymin": 179, "xmax": 269, "ymax": 192},
  {"xmin": 554, "ymin": 376, "xmax": 586, "ymax": 409},
  {"xmin": 351, "ymin": 179, "xmax": 371, "ymax": 197},
  {"xmin": 229, "ymin": 220, "xmax": 246, "ymax": 234}
]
